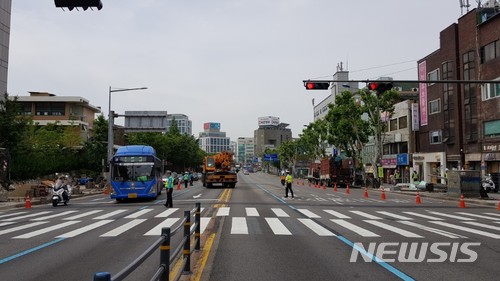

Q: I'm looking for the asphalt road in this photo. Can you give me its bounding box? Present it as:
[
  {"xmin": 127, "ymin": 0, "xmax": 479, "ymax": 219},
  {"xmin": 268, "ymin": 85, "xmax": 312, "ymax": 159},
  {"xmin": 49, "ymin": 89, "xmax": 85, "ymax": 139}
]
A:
[{"xmin": 1, "ymin": 172, "xmax": 499, "ymax": 281}]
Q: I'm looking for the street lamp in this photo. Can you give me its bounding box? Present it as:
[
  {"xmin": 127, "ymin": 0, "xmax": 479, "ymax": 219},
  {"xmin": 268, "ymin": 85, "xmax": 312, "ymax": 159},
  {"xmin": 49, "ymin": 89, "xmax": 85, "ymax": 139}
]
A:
[{"xmin": 107, "ymin": 86, "xmax": 148, "ymax": 169}]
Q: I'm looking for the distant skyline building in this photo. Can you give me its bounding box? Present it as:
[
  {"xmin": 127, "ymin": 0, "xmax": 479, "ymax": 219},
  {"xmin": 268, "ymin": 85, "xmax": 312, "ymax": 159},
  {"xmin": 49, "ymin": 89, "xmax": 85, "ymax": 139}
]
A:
[
  {"xmin": 167, "ymin": 114, "xmax": 192, "ymax": 135},
  {"xmin": 236, "ymin": 137, "xmax": 254, "ymax": 165},
  {"xmin": 254, "ymin": 116, "xmax": 292, "ymax": 157},
  {"xmin": 0, "ymin": 1, "xmax": 12, "ymax": 98},
  {"xmin": 198, "ymin": 122, "xmax": 231, "ymax": 153}
]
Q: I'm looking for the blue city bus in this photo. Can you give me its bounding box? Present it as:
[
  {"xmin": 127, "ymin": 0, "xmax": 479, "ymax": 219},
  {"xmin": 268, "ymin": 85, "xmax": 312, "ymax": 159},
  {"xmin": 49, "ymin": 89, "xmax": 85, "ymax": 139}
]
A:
[{"xmin": 110, "ymin": 145, "xmax": 162, "ymax": 201}]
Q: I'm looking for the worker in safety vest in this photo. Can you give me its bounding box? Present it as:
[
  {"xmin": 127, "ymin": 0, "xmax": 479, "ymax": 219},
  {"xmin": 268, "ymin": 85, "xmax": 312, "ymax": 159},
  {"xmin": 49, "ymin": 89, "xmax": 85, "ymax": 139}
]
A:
[
  {"xmin": 164, "ymin": 171, "xmax": 174, "ymax": 208},
  {"xmin": 284, "ymin": 170, "xmax": 294, "ymax": 199}
]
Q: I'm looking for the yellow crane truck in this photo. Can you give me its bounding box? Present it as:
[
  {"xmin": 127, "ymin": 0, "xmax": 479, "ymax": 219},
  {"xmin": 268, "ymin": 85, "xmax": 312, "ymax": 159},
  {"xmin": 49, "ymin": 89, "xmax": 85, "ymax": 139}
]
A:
[{"xmin": 202, "ymin": 151, "xmax": 237, "ymax": 188}]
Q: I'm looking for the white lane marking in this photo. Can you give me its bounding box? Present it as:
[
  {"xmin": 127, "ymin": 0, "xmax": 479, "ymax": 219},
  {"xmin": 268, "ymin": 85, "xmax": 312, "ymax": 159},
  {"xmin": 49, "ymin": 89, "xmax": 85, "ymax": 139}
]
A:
[
  {"xmin": 397, "ymin": 221, "xmax": 467, "ymax": 239},
  {"xmin": 0, "ymin": 221, "xmax": 16, "ymax": 227},
  {"xmin": 155, "ymin": 208, "xmax": 179, "ymax": 218},
  {"xmin": 330, "ymin": 219, "xmax": 380, "ymax": 237},
  {"xmin": 324, "ymin": 209, "xmax": 351, "ymax": 219},
  {"xmin": 364, "ymin": 220, "xmax": 423, "ymax": 238},
  {"xmin": 216, "ymin": 207, "xmax": 230, "ymax": 217},
  {"xmin": 426, "ymin": 211, "xmax": 476, "ymax": 221},
  {"xmin": 265, "ymin": 218, "xmax": 292, "ymax": 235},
  {"xmin": 271, "ymin": 208, "xmax": 290, "ymax": 217},
  {"xmin": 0, "ymin": 221, "xmax": 49, "ymax": 236},
  {"xmin": 200, "ymin": 217, "xmax": 211, "ymax": 234},
  {"xmin": 376, "ymin": 211, "xmax": 413, "ymax": 220},
  {"xmin": 349, "ymin": 210, "xmax": 382, "ymax": 220},
  {"xmin": 56, "ymin": 220, "xmax": 114, "ymax": 238},
  {"xmin": 30, "ymin": 210, "xmax": 78, "ymax": 221},
  {"xmin": 0, "ymin": 211, "xmax": 28, "ymax": 219},
  {"xmin": 63, "ymin": 210, "xmax": 104, "ymax": 220},
  {"xmin": 455, "ymin": 212, "xmax": 500, "ymax": 220},
  {"xmin": 144, "ymin": 218, "xmax": 180, "ymax": 236},
  {"xmin": 297, "ymin": 209, "xmax": 321, "ymax": 218},
  {"xmin": 13, "ymin": 221, "xmax": 81, "ymax": 239},
  {"xmin": 245, "ymin": 208, "xmax": 259, "ymax": 217},
  {"xmin": 125, "ymin": 209, "xmax": 153, "ymax": 219},
  {"xmin": 2, "ymin": 211, "xmax": 53, "ymax": 221},
  {"xmin": 298, "ymin": 219, "xmax": 335, "ymax": 236},
  {"xmin": 100, "ymin": 219, "xmax": 146, "ymax": 237},
  {"xmin": 231, "ymin": 217, "xmax": 248, "ymax": 234},
  {"xmin": 402, "ymin": 212, "xmax": 444, "ymax": 221},
  {"xmin": 93, "ymin": 209, "xmax": 128, "ymax": 220},
  {"xmin": 461, "ymin": 221, "xmax": 500, "ymax": 231},
  {"xmin": 429, "ymin": 221, "xmax": 500, "ymax": 239}
]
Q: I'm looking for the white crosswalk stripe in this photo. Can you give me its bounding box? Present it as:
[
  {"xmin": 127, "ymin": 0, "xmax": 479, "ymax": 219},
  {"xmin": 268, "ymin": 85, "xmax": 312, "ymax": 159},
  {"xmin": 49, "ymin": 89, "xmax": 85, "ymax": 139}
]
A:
[
  {"xmin": 13, "ymin": 221, "xmax": 81, "ymax": 239},
  {"xmin": 245, "ymin": 207, "xmax": 259, "ymax": 217},
  {"xmin": 216, "ymin": 207, "xmax": 230, "ymax": 216},
  {"xmin": 461, "ymin": 221, "xmax": 500, "ymax": 232},
  {"xmin": 2, "ymin": 211, "xmax": 52, "ymax": 221},
  {"xmin": 330, "ymin": 219, "xmax": 380, "ymax": 237},
  {"xmin": 426, "ymin": 211, "xmax": 476, "ymax": 221},
  {"xmin": 265, "ymin": 218, "xmax": 291, "ymax": 235},
  {"xmin": 297, "ymin": 209, "xmax": 321, "ymax": 218},
  {"xmin": 364, "ymin": 220, "xmax": 423, "ymax": 238},
  {"xmin": 0, "ymin": 211, "xmax": 28, "ymax": 219},
  {"xmin": 100, "ymin": 219, "xmax": 146, "ymax": 237},
  {"xmin": 455, "ymin": 212, "xmax": 500, "ymax": 220},
  {"xmin": 376, "ymin": 211, "xmax": 413, "ymax": 220},
  {"xmin": 428, "ymin": 221, "xmax": 500, "ymax": 239},
  {"xmin": 271, "ymin": 208, "xmax": 289, "ymax": 217},
  {"xmin": 56, "ymin": 220, "xmax": 114, "ymax": 238},
  {"xmin": 298, "ymin": 219, "xmax": 335, "ymax": 236},
  {"xmin": 402, "ymin": 211, "xmax": 444, "ymax": 220},
  {"xmin": 231, "ymin": 217, "xmax": 248, "ymax": 234},
  {"xmin": 0, "ymin": 221, "xmax": 48, "ymax": 236},
  {"xmin": 125, "ymin": 209, "xmax": 153, "ymax": 218},
  {"xmin": 30, "ymin": 210, "xmax": 78, "ymax": 221},
  {"xmin": 144, "ymin": 218, "xmax": 180, "ymax": 236},
  {"xmin": 323, "ymin": 209, "xmax": 351, "ymax": 219},
  {"xmin": 349, "ymin": 210, "xmax": 382, "ymax": 220},
  {"xmin": 63, "ymin": 210, "xmax": 104, "ymax": 220},
  {"xmin": 397, "ymin": 221, "xmax": 467, "ymax": 239},
  {"xmin": 93, "ymin": 209, "xmax": 128, "ymax": 220},
  {"xmin": 484, "ymin": 212, "xmax": 500, "ymax": 218},
  {"xmin": 155, "ymin": 208, "xmax": 179, "ymax": 218}
]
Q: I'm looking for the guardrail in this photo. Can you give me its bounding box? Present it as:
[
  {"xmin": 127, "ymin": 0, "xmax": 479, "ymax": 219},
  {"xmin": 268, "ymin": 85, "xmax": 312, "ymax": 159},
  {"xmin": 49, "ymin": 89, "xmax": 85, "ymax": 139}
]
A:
[{"xmin": 93, "ymin": 202, "xmax": 202, "ymax": 281}]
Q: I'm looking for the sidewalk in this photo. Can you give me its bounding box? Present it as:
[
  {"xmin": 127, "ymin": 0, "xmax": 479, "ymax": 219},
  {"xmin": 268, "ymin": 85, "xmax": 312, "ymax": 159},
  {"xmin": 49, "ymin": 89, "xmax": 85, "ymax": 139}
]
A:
[
  {"xmin": 377, "ymin": 183, "xmax": 500, "ymax": 208},
  {"xmin": 0, "ymin": 188, "xmax": 103, "ymax": 210}
]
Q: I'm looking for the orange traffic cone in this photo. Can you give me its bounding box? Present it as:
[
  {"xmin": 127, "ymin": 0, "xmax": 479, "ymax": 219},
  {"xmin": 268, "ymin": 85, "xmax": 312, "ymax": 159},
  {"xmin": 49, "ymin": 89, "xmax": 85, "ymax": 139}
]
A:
[
  {"xmin": 323, "ymin": 182, "xmax": 327, "ymax": 190},
  {"xmin": 308, "ymin": 181, "xmax": 311, "ymax": 187},
  {"xmin": 497, "ymin": 198, "xmax": 500, "ymax": 211},
  {"xmin": 363, "ymin": 187, "xmax": 369, "ymax": 198},
  {"xmin": 459, "ymin": 194, "xmax": 466, "ymax": 208},
  {"xmin": 103, "ymin": 183, "xmax": 110, "ymax": 195},
  {"xmin": 25, "ymin": 194, "xmax": 31, "ymax": 209},
  {"xmin": 380, "ymin": 189, "xmax": 386, "ymax": 200},
  {"xmin": 177, "ymin": 180, "xmax": 181, "ymax": 190},
  {"xmin": 345, "ymin": 184, "xmax": 350, "ymax": 195},
  {"xmin": 416, "ymin": 192, "xmax": 422, "ymax": 204},
  {"xmin": 334, "ymin": 183, "xmax": 338, "ymax": 192}
]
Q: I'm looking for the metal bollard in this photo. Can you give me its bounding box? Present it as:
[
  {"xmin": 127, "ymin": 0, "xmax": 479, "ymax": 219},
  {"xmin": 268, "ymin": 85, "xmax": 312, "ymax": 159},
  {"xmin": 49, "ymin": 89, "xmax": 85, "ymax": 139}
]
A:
[
  {"xmin": 93, "ymin": 272, "xmax": 111, "ymax": 281},
  {"xmin": 195, "ymin": 202, "xmax": 201, "ymax": 251},
  {"xmin": 183, "ymin": 210, "xmax": 191, "ymax": 274},
  {"xmin": 160, "ymin": 227, "xmax": 171, "ymax": 281}
]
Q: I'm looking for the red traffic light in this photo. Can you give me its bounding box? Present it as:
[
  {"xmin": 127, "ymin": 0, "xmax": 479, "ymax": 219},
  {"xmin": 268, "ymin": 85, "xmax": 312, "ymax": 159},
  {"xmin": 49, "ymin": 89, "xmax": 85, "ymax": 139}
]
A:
[
  {"xmin": 367, "ymin": 82, "xmax": 393, "ymax": 93},
  {"xmin": 305, "ymin": 82, "xmax": 330, "ymax": 90}
]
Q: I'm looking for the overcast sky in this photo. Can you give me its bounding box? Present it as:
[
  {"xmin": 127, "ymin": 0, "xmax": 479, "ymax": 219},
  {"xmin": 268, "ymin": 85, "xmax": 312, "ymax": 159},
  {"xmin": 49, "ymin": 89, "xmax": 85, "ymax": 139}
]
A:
[{"xmin": 8, "ymin": 0, "xmax": 467, "ymax": 141}]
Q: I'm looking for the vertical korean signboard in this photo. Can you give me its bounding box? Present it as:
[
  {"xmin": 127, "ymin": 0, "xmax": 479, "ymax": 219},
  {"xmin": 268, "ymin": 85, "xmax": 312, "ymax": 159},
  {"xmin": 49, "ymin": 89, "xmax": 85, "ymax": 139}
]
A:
[{"xmin": 418, "ymin": 61, "xmax": 428, "ymax": 126}]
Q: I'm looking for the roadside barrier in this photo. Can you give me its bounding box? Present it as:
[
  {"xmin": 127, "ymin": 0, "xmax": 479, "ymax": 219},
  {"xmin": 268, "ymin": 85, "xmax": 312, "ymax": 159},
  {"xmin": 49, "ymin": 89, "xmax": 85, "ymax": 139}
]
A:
[{"xmin": 93, "ymin": 202, "xmax": 202, "ymax": 281}]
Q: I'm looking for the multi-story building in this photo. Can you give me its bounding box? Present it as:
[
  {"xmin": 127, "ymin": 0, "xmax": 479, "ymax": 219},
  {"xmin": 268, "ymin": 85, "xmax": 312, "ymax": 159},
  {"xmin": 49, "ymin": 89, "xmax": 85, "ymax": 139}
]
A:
[
  {"xmin": 415, "ymin": 5, "xmax": 500, "ymax": 183},
  {"xmin": 253, "ymin": 116, "xmax": 292, "ymax": 157},
  {"xmin": 236, "ymin": 137, "xmax": 255, "ymax": 165},
  {"xmin": 0, "ymin": 0, "xmax": 11, "ymax": 98},
  {"xmin": 124, "ymin": 111, "xmax": 168, "ymax": 133},
  {"xmin": 167, "ymin": 114, "xmax": 192, "ymax": 135},
  {"xmin": 198, "ymin": 122, "xmax": 231, "ymax": 153},
  {"xmin": 13, "ymin": 92, "xmax": 101, "ymax": 141}
]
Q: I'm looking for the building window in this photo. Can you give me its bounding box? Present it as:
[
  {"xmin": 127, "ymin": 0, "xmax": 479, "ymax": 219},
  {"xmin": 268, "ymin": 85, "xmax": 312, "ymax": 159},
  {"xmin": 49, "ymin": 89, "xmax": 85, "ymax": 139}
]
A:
[
  {"xmin": 429, "ymin": 99, "xmax": 441, "ymax": 114},
  {"xmin": 430, "ymin": 130, "xmax": 442, "ymax": 144},
  {"xmin": 480, "ymin": 40, "xmax": 499, "ymax": 64},
  {"xmin": 482, "ymin": 77, "xmax": 500, "ymax": 100},
  {"xmin": 484, "ymin": 120, "xmax": 500, "ymax": 137},
  {"xmin": 35, "ymin": 102, "xmax": 65, "ymax": 116},
  {"xmin": 390, "ymin": 119, "xmax": 398, "ymax": 131},
  {"xmin": 398, "ymin": 116, "xmax": 407, "ymax": 129},
  {"xmin": 427, "ymin": 69, "xmax": 439, "ymax": 85}
]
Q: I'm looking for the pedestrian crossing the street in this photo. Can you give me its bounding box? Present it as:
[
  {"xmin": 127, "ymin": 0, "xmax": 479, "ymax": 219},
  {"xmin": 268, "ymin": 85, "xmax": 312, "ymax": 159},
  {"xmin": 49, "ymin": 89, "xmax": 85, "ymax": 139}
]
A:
[{"xmin": 1, "ymin": 206, "xmax": 500, "ymax": 241}]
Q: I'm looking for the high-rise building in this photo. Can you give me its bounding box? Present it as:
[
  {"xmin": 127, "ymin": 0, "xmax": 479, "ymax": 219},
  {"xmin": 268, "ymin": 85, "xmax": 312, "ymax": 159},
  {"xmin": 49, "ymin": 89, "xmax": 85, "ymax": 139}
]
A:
[
  {"xmin": 253, "ymin": 116, "xmax": 292, "ymax": 157},
  {"xmin": 167, "ymin": 114, "xmax": 192, "ymax": 135},
  {"xmin": 237, "ymin": 137, "xmax": 254, "ymax": 165},
  {"xmin": 0, "ymin": 1, "xmax": 11, "ymax": 98},
  {"xmin": 198, "ymin": 122, "xmax": 231, "ymax": 153}
]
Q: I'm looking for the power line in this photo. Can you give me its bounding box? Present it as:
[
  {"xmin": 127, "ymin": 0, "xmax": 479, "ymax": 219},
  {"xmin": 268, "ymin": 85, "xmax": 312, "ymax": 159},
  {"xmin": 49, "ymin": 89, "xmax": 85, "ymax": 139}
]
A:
[{"xmin": 309, "ymin": 59, "xmax": 417, "ymax": 80}]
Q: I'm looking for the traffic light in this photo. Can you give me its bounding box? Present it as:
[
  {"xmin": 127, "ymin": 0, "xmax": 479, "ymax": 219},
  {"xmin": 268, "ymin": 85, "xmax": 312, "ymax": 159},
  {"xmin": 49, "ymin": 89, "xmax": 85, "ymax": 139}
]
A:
[
  {"xmin": 54, "ymin": 0, "xmax": 103, "ymax": 11},
  {"xmin": 367, "ymin": 82, "xmax": 393, "ymax": 94},
  {"xmin": 304, "ymin": 82, "xmax": 330, "ymax": 90}
]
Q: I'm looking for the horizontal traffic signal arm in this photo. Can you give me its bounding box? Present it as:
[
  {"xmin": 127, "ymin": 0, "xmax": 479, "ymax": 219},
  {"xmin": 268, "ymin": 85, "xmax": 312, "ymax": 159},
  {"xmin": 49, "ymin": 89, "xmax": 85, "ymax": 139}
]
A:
[
  {"xmin": 304, "ymin": 81, "xmax": 330, "ymax": 90},
  {"xmin": 55, "ymin": 0, "xmax": 103, "ymax": 11},
  {"xmin": 303, "ymin": 79, "xmax": 500, "ymax": 85}
]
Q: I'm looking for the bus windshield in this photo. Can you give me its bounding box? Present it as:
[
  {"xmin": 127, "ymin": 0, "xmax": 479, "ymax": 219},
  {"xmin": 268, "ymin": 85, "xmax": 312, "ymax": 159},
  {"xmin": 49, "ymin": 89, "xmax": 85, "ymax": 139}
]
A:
[{"xmin": 112, "ymin": 163, "xmax": 154, "ymax": 182}]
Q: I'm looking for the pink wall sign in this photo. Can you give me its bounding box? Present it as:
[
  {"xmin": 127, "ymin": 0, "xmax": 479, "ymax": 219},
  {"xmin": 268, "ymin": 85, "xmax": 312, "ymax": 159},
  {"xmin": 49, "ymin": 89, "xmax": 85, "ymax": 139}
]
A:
[{"xmin": 418, "ymin": 61, "xmax": 428, "ymax": 126}]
